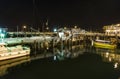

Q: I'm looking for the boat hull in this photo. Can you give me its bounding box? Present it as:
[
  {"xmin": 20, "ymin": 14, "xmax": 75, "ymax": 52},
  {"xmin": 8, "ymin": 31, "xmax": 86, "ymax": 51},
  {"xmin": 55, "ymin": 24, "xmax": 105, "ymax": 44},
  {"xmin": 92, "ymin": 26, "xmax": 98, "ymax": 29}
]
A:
[
  {"xmin": 0, "ymin": 50, "xmax": 30, "ymax": 61},
  {"xmin": 93, "ymin": 42, "xmax": 116, "ymax": 49}
]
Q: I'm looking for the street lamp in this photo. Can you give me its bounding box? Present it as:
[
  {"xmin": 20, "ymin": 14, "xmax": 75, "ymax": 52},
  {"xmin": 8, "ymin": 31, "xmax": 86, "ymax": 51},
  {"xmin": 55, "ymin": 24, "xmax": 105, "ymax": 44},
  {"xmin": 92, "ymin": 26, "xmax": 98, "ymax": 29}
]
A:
[
  {"xmin": 23, "ymin": 26, "xmax": 26, "ymax": 29},
  {"xmin": 54, "ymin": 28, "xmax": 57, "ymax": 32},
  {"xmin": 74, "ymin": 26, "xmax": 77, "ymax": 29},
  {"xmin": 46, "ymin": 27, "xmax": 49, "ymax": 32},
  {"xmin": 23, "ymin": 25, "xmax": 27, "ymax": 31},
  {"xmin": 23, "ymin": 25, "xmax": 27, "ymax": 37}
]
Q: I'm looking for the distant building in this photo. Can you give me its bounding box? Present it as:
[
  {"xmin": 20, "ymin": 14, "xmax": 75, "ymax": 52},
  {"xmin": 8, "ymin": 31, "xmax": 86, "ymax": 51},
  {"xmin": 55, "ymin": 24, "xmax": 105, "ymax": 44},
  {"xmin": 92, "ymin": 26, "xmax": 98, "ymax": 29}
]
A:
[{"xmin": 103, "ymin": 24, "xmax": 120, "ymax": 36}]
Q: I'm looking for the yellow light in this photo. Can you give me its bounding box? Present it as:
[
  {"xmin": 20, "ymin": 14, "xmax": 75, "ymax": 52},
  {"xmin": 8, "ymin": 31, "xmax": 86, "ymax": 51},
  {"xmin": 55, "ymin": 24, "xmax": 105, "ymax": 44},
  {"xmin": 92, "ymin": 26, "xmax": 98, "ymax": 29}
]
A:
[
  {"xmin": 114, "ymin": 62, "xmax": 118, "ymax": 69},
  {"xmin": 23, "ymin": 26, "xmax": 26, "ymax": 29},
  {"xmin": 46, "ymin": 27, "xmax": 49, "ymax": 30},
  {"xmin": 74, "ymin": 26, "xmax": 77, "ymax": 29},
  {"xmin": 108, "ymin": 57, "xmax": 112, "ymax": 62},
  {"xmin": 105, "ymin": 52, "xmax": 109, "ymax": 58}
]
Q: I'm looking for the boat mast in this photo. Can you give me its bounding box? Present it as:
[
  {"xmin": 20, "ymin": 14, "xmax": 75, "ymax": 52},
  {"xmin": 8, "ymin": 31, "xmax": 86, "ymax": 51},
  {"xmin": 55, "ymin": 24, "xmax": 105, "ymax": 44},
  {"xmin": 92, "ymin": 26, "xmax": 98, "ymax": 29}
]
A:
[
  {"xmin": 33, "ymin": 0, "xmax": 37, "ymax": 28},
  {"xmin": 17, "ymin": 25, "xmax": 18, "ymax": 38}
]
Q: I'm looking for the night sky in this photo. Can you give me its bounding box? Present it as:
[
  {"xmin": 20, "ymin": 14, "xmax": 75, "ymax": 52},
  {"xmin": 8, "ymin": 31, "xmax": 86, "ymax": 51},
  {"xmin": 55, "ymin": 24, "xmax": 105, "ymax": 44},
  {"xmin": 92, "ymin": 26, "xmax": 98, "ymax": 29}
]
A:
[{"xmin": 0, "ymin": 0, "xmax": 120, "ymax": 31}]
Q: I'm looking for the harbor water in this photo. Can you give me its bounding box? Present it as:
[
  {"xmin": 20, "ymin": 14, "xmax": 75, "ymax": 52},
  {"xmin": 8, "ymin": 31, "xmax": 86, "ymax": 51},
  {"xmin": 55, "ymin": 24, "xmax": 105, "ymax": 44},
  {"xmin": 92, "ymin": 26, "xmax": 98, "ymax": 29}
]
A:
[{"xmin": 0, "ymin": 43, "xmax": 120, "ymax": 79}]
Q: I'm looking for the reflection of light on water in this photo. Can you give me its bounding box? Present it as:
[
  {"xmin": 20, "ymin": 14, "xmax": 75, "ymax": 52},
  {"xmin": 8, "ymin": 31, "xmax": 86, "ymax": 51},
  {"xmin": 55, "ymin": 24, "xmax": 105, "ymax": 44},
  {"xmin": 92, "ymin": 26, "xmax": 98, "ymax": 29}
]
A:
[
  {"xmin": 109, "ymin": 58, "xmax": 112, "ymax": 62},
  {"xmin": 0, "ymin": 56, "xmax": 30, "ymax": 76},
  {"xmin": 47, "ymin": 47, "xmax": 49, "ymax": 50},
  {"xmin": 53, "ymin": 45, "xmax": 85, "ymax": 61},
  {"xmin": 118, "ymin": 77, "xmax": 120, "ymax": 79},
  {"xmin": 114, "ymin": 62, "xmax": 118, "ymax": 69},
  {"xmin": 95, "ymin": 48, "xmax": 120, "ymax": 69},
  {"xmin": 54, "ymin": 56, "xmax": 57, "ymax": 60},
  {"xmin": 105, "ymin": 52, "xmax": 109, "ymax": 58}
]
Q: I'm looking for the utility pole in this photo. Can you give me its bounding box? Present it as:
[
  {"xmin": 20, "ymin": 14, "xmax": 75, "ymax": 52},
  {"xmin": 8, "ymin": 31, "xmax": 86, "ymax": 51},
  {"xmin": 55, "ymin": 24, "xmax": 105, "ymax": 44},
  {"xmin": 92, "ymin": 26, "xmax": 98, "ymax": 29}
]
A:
[{"xmin": 17, "ymin": 25, "xmax": 18, "ymax": 38}]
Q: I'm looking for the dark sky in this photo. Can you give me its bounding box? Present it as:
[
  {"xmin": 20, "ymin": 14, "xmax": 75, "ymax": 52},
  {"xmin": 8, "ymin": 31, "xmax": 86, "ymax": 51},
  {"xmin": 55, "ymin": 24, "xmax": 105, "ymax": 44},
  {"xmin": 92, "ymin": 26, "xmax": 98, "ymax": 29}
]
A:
[{"xmin": 0, "ymin": 0, "xmax": 120, "ymax": 31}]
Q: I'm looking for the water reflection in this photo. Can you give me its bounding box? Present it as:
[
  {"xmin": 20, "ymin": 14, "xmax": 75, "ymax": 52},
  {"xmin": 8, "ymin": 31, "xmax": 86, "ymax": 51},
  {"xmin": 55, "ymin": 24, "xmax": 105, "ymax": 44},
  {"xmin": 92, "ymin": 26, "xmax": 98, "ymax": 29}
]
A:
[
  {"xmin": 0, "ymin": 56, "xmax": 30, "ymax": 76},
  {"xmin": 1, "ymin": 44, "xmax": 120, "ymax": 78},
  {"xmin": 0, "ymin": 51, "xmax": 55, "ymax": 77},
  {"xmin": 53, "ymin": 45, "xmax": 85, "ymax": 60},
  {"xmin": 95, "ymin": 48, "xmax": 120, "ymax": 69},
  {"xmin": 53, "ymin": 44, "xmax": 120, "ymax": 70}
]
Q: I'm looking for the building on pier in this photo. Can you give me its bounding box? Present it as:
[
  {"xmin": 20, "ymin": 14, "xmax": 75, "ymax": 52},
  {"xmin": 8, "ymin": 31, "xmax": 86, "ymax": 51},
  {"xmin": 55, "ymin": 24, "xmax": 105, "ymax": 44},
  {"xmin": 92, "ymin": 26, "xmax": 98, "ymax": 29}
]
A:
[
  {"xmin": 57, "ymin": 28, "xmax": 86, "ymax": 37},
  {"xmin": 103, "ymin": 24, "xmax": 120, "ymax": 36}
]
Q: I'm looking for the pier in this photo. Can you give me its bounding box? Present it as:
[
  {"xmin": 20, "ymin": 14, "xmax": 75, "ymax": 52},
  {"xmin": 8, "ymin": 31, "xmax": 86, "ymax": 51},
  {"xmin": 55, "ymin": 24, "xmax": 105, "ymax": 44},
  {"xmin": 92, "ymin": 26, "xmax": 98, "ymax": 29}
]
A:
[{"xmin": 1, "ymin": 29, "xmax": 120, "ymax": 49}]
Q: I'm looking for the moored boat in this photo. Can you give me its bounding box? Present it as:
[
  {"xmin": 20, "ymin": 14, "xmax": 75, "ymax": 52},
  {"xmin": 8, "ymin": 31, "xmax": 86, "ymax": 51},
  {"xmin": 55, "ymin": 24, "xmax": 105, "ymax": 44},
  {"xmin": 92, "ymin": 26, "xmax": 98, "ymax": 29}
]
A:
[
  {"xmin": 92, "ymin": 39, "xmax": 117, "ymax": 49},
  {"xmin": 0, "ymin": 43, "xmax": 30, "ymax": 61}
]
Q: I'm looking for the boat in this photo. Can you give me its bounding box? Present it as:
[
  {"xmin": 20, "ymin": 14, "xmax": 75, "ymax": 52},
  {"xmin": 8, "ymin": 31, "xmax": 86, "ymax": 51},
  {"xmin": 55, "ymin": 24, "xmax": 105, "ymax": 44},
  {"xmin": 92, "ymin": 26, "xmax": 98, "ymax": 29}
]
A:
[
  {"xmin": 92, "ymin": 39, "xmax": 117, "ymax": 49},
  {"xmin": 0, "ymin": 43, "xmax": 30, "ymax": 61}
]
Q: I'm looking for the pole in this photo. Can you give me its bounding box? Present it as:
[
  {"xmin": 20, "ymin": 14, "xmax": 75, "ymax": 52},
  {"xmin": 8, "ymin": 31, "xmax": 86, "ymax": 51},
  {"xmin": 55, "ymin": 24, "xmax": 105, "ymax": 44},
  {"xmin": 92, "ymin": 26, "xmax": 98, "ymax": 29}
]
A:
[
  {"xmin": 33, "ymin": 0, "xmax": 36, "ymax": 28},
  {"xmin": 17, "ymin": 26, "xmax": 18, "ymax": 38},
  {"xmin": 42, "ymin": 23, "xmax": 44, "ymax": 32}
]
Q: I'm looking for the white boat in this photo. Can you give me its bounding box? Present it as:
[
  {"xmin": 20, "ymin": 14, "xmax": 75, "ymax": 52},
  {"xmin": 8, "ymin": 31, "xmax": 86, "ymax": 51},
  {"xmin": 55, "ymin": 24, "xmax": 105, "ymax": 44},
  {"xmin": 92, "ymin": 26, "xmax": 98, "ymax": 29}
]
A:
[{"xmin": 0, "ymin": 43, "xmax": 30, "ymax": 61}]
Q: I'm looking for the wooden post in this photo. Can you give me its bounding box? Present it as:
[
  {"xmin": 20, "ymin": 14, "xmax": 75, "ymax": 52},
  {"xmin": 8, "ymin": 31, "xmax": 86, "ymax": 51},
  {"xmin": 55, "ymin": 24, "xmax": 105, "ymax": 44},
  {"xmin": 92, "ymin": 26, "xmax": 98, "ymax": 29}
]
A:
[
  {"xmin": 71, "ymin": 33, "xmax": 73, "ymax": 46},
  {"xmin": 79, "ymin": 36, "xmax": 81, "ymax": 45},
  {"xmin": 52, "ymin": 39, "xmax": 55, "ymax": 48},
  {"xmin": 34, "ymin": 40, "xmax": 37, "ymax": 56},
  {"xmin": 38, "ymin": 41, "xmax": 40, "ymax": 50},
  {"xmin": 21, "ymin": 40, "xmax": 24, "ymax": 46}
]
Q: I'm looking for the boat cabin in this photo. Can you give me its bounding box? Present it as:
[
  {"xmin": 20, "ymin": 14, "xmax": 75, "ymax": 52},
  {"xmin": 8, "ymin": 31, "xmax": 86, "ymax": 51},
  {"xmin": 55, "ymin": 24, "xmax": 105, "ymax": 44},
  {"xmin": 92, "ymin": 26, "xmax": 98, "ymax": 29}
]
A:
[{"xmin": 95, "ymin": 40, "xmax": 110, "ymax": 43}]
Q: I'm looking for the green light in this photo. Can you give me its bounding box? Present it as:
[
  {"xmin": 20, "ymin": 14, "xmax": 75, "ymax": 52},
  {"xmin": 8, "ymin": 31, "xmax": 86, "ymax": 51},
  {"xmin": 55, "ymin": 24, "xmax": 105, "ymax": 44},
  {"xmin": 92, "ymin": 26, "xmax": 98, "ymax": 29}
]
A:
[{"xmin": 0, "ymin": 33, "xmax": 5, "ymax": 38}]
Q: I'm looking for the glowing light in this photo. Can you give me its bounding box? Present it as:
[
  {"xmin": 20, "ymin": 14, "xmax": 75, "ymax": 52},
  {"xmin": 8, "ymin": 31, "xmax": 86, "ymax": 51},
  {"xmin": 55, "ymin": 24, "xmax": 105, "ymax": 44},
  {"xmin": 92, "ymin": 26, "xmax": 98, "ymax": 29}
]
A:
[
  {"xmin": 47, "ymin": 47, "xmax": 49, "ymax": 50},
  {"xmin": 109, "ymin": 58, "xmax": 112, "ymax": 62},
  {"xmin": 23, "ymin": 26, "xmax": 26, "ymax": 29},
  {"xmin": 58, "ymin": 32, "xmax": 64, "ymax": 38},
  {"xmin": 105, "ymin": 52, "xmax": 109, "ymax": 58},
  {"xmin": 54, "ymin": 56, "xmax": 57, "ymax": 60},
  {"xmin": 74, "ymin": 26, "xmax": 77, "ymax": 28},
  {"xmin": 116, "ymin": 24, "xmax": 120, "ymax": 26},
  {"xmin": 54, "ymin": 28, "xmax": 57, "ymax": 32},
  {"xmin": 0, "ymin": 33, "xmax": 5, "ymax": 38},
  {"xmin": 46, "ymin": 27, "xmax": 49, "ymax": 30},
  {"xmin": 64, "ymin": 27, "xmax": 67, "ymax": 29},
  {"xmin": 114, "ymin": 62, "xmax": 118, "ymax": 69}
]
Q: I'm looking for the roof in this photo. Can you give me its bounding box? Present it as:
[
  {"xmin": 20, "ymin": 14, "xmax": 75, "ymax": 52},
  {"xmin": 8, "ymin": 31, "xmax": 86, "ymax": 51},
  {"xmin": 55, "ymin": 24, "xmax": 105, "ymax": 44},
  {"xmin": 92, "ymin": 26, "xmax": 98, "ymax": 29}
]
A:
[{"xmin": 0, "ymin": 42, "xmax": 7, "ymax": 45}]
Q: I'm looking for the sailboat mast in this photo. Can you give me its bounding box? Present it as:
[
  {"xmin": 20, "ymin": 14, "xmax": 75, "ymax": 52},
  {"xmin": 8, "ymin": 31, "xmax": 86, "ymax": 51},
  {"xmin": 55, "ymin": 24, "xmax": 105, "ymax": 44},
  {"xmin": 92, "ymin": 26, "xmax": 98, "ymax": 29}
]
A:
[{"xmin": 33, "ymin": 0, "xmax": 37, "ymax": 28}]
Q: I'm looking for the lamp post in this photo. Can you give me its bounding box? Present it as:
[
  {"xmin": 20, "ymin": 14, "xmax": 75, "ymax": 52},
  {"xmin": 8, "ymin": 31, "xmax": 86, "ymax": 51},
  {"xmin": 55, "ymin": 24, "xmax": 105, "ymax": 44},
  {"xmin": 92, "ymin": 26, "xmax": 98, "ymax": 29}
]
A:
[
  {"xmin": 23, "ymin": 26, "xmax": 27, "ymax": 37},
  {"xmin": 46, "ymin": 27, "xmax": 49, "ymax": 32},
  {"xmin": 23, "ymin": 26, "xmax": 26, "ymax": 29}
]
